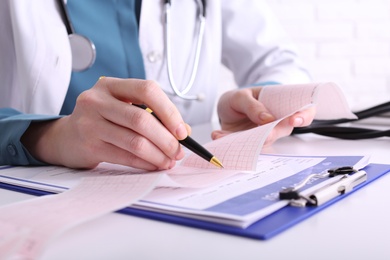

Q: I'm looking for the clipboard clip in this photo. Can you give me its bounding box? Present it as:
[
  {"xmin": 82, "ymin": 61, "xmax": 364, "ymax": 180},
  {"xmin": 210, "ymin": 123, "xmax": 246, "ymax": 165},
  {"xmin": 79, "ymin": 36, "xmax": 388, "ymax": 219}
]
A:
[{"xmin": 279, "ymin": 166, "xmax": 367, "ymax": 207}]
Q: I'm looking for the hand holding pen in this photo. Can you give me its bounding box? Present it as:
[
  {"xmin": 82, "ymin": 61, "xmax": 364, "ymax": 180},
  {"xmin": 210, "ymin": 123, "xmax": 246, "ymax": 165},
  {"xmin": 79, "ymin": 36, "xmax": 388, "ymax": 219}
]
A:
[
  {"xmin": 22, "ymin": 77, "xmax": 217, "ymax": 170},
  {"xmin": 133, "ymin": 104, "xmax": 223, "ymax": 168}
]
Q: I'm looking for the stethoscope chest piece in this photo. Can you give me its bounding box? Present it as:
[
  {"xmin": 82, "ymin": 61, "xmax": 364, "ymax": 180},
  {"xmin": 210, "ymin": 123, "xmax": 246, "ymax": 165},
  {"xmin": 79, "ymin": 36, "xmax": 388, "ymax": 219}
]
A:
[
  {"xmin": 58, "ymin": 0, "xmax": 96, "ymax": 72},
  {"xmin": 69, "ymin": 34, "xmax": 96, "ymax": 72}
]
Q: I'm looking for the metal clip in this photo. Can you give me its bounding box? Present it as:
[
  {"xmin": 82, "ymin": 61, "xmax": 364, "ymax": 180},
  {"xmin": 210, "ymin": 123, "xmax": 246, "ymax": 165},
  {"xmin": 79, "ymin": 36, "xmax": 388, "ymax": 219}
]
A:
[
  {"xmin": 305, "ymin": 170, "xmax": 367, "ymax": 206},
  {"xmin": 279, "ymin": 166, "xmax": 367, "ymax": 207}
]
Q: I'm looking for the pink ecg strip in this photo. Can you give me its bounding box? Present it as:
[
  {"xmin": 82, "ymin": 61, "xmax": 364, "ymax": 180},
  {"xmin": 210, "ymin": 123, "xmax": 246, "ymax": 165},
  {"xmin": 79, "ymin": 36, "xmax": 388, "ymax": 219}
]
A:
[
  {"xmin": 0, "ymin": 82, "xmax": 357, "ymax": 258},
  {"xmin": 182, "ymin": 121, "xmax": 278, "ymax": 171},
  {"xmin": 0, "ymin": 174, "xmax": 160, "ymax": 259},
  {"xmin": 183, "ymin": 82, "xmax": 356, "ymax": 171}
]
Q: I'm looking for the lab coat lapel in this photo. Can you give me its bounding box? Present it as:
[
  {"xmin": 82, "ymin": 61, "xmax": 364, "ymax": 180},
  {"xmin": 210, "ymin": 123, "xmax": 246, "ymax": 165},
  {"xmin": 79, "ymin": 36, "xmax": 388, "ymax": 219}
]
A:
[{"xmin": 9, "ymin": 0, "xmax": 71, "ymax": 115}]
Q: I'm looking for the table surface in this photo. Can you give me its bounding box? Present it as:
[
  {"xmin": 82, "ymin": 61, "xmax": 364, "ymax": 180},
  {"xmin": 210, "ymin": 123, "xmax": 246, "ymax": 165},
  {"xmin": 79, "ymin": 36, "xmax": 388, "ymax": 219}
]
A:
[{"xmin": 1, "ymin": 122, "xmax": 389, "ymax": 260}]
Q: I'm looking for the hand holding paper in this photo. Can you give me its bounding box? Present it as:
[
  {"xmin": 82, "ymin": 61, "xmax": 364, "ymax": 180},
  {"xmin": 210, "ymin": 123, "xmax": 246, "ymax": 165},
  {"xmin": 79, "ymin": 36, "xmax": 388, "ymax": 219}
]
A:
[
  {"xmin": 184, "ymin": 82, "xmax": 357, "ymax": 171},
  {"xmin": 214, "ymin": 83, "xmax": 321, "ymax": 137}
]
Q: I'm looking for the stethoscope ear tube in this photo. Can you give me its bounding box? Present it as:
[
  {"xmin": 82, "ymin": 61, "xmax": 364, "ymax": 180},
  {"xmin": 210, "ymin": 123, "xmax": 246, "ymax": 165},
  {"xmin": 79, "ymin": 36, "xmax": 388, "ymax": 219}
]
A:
[
  {"xmin": 292, "ymin": 101, "xmax": 390, "ymax": 139},
  {"xmin": 164, "ymin": 0, "xmax": 206, "ymax": 101}
]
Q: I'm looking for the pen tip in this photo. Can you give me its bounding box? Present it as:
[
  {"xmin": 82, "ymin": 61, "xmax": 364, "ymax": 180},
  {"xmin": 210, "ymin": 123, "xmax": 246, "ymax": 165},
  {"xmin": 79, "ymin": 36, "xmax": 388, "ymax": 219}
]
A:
[{"xmin": 210, "ymin": 157, "xmax": 224, "ymax": 169}]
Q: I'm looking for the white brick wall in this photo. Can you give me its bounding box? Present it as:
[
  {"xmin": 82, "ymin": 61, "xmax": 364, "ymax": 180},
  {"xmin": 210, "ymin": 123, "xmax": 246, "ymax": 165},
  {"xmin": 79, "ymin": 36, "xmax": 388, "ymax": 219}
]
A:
[
  {"xmin": 266, "ymin": 0, "xmax": 390, "ymax": 110},
  {"xmin": 215, "ymin": 0, "xmax": 390, "ymax": 122}
]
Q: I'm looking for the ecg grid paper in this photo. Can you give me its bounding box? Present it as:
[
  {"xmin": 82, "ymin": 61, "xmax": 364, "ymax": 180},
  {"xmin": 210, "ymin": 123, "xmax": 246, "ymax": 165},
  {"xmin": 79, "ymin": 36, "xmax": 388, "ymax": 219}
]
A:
[
  {"xmin": 259, "ymin": 83, "xmax": 319, "ymax": 120},
  {"xmin": 181, "ymin": 121, "xmax": 278, "ymax": 171},
  {"xmin": 0, "ymin": 174, "xmax": 160, "ymax": 259},
  {"xmin": 182, "ymin": 84, "xmax": 320, "ymax": 171},
  {"xmin": 259, "ymin": 82, "xmax": 356, "ymax": 120},
  {"xmin": 183, "ymin": 82, "xmax": 356, "ymax": 172},
  {"xmin": 0, "ymin": 82, "xmax": 357, "ymax": 259}
]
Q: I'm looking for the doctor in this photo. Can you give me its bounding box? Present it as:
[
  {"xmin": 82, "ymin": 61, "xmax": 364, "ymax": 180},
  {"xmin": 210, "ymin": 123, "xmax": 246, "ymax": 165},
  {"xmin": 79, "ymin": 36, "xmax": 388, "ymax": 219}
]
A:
[{"xmin": 0, "ymin": 0, "xmax": 314, "ymax": 170}]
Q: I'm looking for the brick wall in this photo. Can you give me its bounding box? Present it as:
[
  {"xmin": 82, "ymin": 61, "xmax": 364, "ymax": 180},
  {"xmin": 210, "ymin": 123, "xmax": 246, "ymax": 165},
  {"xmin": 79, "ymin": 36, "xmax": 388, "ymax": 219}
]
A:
[
  {"xmin": 216, "ymin": 0, "xmax": 390, "ymax": 122},
  {"xmin": 266, "ymin": 0, "xmax": 390, "ymax": 110}
]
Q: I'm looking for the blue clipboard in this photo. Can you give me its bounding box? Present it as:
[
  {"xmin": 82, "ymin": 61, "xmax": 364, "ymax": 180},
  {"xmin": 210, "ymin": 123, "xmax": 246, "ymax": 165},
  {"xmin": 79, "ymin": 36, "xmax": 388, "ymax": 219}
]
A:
[{"xmin": 0, "ymin": 163, "xmax": 389, "ymax": 240}]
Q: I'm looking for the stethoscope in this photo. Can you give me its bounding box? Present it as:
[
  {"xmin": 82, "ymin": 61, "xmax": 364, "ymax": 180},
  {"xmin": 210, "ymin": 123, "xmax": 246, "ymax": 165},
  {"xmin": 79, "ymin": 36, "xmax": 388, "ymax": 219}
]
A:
[
  {"xmin": 58, "ymin": 0, "xmax": 206, "ymax": 101},
  {"xmin": 292, "ymin": 101, "xmax": 390, "ymax": 139},
  {"xmin": 164, "ymin": 0, "xmax": 206, "ymax": 101},
  {"xmin": 58, "ymin": 0, "xmax": 96, "ymax": 72}
]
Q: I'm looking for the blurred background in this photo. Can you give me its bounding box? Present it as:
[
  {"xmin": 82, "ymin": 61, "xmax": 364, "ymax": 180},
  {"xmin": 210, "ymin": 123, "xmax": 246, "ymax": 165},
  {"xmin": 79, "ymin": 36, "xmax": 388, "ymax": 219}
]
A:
[{"xmin": 219, "ymin": 0, "xmax": 390, "ymax": 119}]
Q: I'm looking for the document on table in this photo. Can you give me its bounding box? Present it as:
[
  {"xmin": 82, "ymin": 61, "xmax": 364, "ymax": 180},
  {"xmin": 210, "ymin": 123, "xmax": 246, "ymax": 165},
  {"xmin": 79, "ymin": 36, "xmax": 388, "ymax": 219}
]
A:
[
  {"xmin": 136, "ymin": 154, "xmax": 369, "ymax": 227},
  {"xmin": 0, "ymin": 154, "xmax": 369, "ymax": 229},
  {"xmin": 0, "ymin": 82, "xmax": 360, "ymax": 258}
]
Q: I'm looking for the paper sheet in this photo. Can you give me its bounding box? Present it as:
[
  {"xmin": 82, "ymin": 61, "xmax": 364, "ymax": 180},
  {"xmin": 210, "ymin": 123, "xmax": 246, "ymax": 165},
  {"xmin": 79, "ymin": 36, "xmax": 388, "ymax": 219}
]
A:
[
  {"xmin": 0, "ymin": 82, "xmax": 358, "ymax": 258},
  {"xmin": 0, "ymin": 174, "xmax": 161, "ymax": 259},
  {"xmin": 258, "ymin": 82, "xmax": 357, "ymax": 120},
  {"xmin": 0, "ymin": 164, "xmax": 240, "ymax": 192},
  {"xmin": 182, "ymin": 82, "xmax": 356, "ymax": 171}
]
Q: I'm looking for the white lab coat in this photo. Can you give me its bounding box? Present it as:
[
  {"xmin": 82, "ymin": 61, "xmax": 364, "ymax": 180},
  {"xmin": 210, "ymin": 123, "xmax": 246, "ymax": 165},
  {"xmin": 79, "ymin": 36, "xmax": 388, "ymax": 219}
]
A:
[{"xmin": 0, "ymin": 0, "xmax": 310, "ymax": 125}]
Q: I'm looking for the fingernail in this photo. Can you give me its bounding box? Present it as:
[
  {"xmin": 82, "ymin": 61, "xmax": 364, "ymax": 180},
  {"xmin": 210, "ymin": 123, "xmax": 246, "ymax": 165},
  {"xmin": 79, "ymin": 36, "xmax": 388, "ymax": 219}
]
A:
[
  {"xmin": 168, "ymin": 160, "xmax": 176, "ymax": 169},
  {"xmin": 159, "ymin": 160, "xmax": 176, "ymax": 170},
  {"xmin": 293, "ymin": 117, "xmax": 304, "ymax": 127},
  {"xmin": 175, "ymin": 123, "xmax": 188, "ymax": 140},
  {"xmin": 175, "ymin": 147, "xmax": 185, "ymax": 160},
  {"xmin": 259, "ymin": 112, "xmax": 274, "ymax": 122}
]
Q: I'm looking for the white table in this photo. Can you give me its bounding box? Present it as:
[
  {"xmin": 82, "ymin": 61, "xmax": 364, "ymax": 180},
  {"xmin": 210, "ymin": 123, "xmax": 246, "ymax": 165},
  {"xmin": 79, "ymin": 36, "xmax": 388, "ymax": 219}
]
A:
[{"xmin": 1, "ymin": 123, "xmax": 389, "ymax": 260}]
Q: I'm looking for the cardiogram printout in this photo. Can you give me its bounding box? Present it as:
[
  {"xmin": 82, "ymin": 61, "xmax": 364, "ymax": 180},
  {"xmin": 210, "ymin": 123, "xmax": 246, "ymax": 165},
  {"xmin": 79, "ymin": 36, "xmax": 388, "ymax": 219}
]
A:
[
  {"xmin": 0, "ymin": 82, "xmax": 359, "ymax": 258},
  {"xmin": 181, "ymin": 82, "xmax": 357, "ymax": 171}
]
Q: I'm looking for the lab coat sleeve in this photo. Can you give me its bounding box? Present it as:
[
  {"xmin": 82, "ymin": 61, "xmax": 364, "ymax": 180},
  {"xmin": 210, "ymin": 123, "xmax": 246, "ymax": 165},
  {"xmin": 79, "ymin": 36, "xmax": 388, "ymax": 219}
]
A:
[
  {"xmin": 0, "ymin": 108, "xmax": 61, "ymax": 166},
  {"xmin": 220, "ymin": 0, "xmax": 311, "ymax": 87}
]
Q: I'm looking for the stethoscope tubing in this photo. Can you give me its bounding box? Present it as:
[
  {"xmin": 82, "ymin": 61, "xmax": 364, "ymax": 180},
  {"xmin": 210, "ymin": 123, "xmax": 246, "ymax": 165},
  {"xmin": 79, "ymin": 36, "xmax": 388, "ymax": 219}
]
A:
[
  {"xmin": 58, "ymin": 0, "xmax": 74, "ymax": 34},
  {"xmin": 60, "ymin": 0, "xmax": 206, "ymax": 100},
  {"xmin": 293, "ymin": 125, "xmax": 390, "ymax": 139},
  {"xmin": 293, "ymin": 101, "xmax": 390, "ymax": 139},
  {"xmin": 164, "ymin": 0, "xmax": 206, "ymax": 101}
]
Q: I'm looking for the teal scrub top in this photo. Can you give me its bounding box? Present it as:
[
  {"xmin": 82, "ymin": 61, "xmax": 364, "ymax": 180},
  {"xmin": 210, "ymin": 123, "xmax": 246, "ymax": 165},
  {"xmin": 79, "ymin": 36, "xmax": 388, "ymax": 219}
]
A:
[
  {"xmin": 0, "ymin": 0, "xmax": 145, "ymax": 166},
  {"xmin": 61, "ymin": 0, "xmax": 145, "ymax": 115}
]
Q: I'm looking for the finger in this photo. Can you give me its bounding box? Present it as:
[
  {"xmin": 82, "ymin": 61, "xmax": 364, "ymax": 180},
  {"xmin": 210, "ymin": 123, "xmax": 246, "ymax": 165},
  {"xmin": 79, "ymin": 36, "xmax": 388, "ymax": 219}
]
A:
[
  {"xmin": 81, "ymin": 80, "xmax": 184, "ymax": 160},
  {"xmin": 263, "ymin": 120, "xmax": 294, "ymax": 146},
  {"xmin": 263, "ymin": 107, "xmax": 317, "ymax": 148},
  {"xmin": 288, "ymin": 107, "xmax": 316, "ymax": 127},
  {"xmin": 229, "ymin": 89, "xmax": 275, "ymax": 125},
  {"xmin": 96, "ymin": 118, "xmax": 184, "ymax": 167},
  {"xmin": 101, "ymin": 77, "xmax": 188, "ymax": 140},
  {"xmin": 185, "ymin": 123, "xmax": 192, "ymax": 136},
  {"xmin": 94, "ymin": 141, "xmax": 175, "ymax": 171},
  {"xmin": 57, "ymin": 128, "xmax": 166, "ymax": 170},
  {"xmin": 99, "ymin": 97, "xmax": 184, "ymax": 161},
  {"xmin": 60, "ymin": 115, "xmax": 177, "ymax": 170}
]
